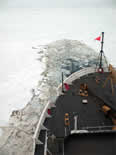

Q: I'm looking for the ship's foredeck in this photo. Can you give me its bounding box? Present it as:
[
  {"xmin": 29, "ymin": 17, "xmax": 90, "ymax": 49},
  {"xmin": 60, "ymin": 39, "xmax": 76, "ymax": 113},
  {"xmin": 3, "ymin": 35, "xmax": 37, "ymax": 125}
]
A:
[
  {"xmin": 46, "ymin": 72, "xmax": 115, "ymax": 137},
  {"xmin": 34, "ymin": 71, "xmax": 116, "ymax": 155}
]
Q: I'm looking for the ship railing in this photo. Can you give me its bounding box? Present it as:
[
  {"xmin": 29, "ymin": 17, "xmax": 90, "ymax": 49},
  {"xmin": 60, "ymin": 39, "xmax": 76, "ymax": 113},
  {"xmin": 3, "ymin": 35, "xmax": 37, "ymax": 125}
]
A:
[
  {"xmin": 71, "ymin": 118, "xmax": 116, "ymax": 134},
  {"xmin": 80, "ymin": 121, "xmax": 116, "ymax": 133},
  {"xmin": 80, "ymin": 125, "xmax": 116, "ymax": 134},
  {"xmin": 71, "ymin": 125, "xmax": 116, "ymax": 134},
  {"xmin": 57, "ymin": 67, "xmax": 109, "ymax": 94},
  {"xmin": 33, "ymin": 101, "xmax": 53, "ymax": 155},
  {"xmin": 82, "ymin": 125, "xmax": 115, "ymax": 130},
  {"xmin": 79, "ymin": 120, "xmax": 114, "ymax": 130}
]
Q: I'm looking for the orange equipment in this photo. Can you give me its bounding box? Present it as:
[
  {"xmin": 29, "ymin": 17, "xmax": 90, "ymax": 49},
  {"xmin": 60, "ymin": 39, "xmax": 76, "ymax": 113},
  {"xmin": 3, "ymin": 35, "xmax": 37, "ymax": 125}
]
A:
[
  {"xmin": 64, "ymin": 113, "xmax": 70, "ymax": 126},
  {"xmin": 103, "ymin": 64, "xmax": 116, "ymax": 94},
  {"xmin": 102, "ymin": 105, "xmax": 111, "ymax": 115},
  {"xmin": 79, "ymin": 83, "xmax": 88, "ymax": 97}
]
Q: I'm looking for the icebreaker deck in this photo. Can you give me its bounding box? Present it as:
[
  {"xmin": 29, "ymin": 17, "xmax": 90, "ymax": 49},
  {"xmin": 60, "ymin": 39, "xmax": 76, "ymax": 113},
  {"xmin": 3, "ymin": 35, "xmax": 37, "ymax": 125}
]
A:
[
  {"xmin": 34, "ymin": 71, "xmax": 116, "ymax": 155},
  {"xmin": 47, "ymin": 72, "xmax": 115, "ymax": 137}
]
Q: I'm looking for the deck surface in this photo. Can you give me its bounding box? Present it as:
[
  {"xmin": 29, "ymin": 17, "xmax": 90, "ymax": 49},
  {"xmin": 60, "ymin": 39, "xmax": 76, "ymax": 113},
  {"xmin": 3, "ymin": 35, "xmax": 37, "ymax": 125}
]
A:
[
  {"xmin": 47, "ymin": 73, "xmax": 113, "ymax": 137},
  {"xmin": 35, "ymin": 72, "xmax": 116, "ymax": 155}
]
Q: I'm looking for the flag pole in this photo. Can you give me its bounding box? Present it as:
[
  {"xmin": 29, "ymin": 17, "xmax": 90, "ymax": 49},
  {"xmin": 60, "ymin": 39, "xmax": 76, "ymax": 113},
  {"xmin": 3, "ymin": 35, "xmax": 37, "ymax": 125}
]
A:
[{"xmin": 99, "ymin": 32, "xmax": 104, "ymax": 69}]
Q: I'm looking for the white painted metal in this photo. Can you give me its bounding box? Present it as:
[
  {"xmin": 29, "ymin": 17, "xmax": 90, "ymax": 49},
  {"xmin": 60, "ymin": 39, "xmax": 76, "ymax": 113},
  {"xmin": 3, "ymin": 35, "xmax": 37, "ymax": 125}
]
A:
[
  {"xmin": 44, "ymin": 131, "xmax": 47, "ymax": 155},
  {"xmin": 74, "ymin": 116, "xmax": 78, "ymax": 130},
  {"xmin": 82, "ymin": 99, "xmax": 88, "ymax": 104},
  {"xmin": 41, "ymin": 124, "xmax": 48, "ymax": 130},
  {"xmin": 35, "ymin": 138, "xmax": 43, "ymax": 145},
  {"xmin": 71, "ymin": 130, "xmax": 89, "ymax": 134},
  {"xmin": 64, "ymin": 127, "xmax": 67, "ymax": 137}
]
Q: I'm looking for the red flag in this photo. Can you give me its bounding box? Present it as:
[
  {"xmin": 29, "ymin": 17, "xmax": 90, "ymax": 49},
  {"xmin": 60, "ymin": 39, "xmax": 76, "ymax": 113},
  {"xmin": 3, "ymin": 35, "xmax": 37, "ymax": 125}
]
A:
[
  {"xmin": 95, "ymin": 36, "xmax": 101, "ymax": 41},
  {"xmin": 48, "ymin": 109, "xmax": 51, "ymax": 115},
  {"xmin": 64, "ymin": 83, "xmax": 70, "ymax": 91}
]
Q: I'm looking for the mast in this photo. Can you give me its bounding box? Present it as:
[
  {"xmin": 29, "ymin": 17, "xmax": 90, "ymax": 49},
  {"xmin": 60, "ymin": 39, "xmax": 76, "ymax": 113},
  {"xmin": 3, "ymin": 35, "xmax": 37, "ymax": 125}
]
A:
[{"xmin": 99, "ymin": 32, "xmax": 104, "ymax": 69}]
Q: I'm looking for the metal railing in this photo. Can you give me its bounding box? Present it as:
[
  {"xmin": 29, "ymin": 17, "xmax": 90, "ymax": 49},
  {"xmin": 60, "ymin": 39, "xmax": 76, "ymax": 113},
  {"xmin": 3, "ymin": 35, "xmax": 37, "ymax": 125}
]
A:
[
  {"xmin": 82, "ymin": 125, "xmax": 116, "ymax": 130},
  {"xmin": 57, "ymin": 67, "xmax": 108, "ymax": 94}
]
